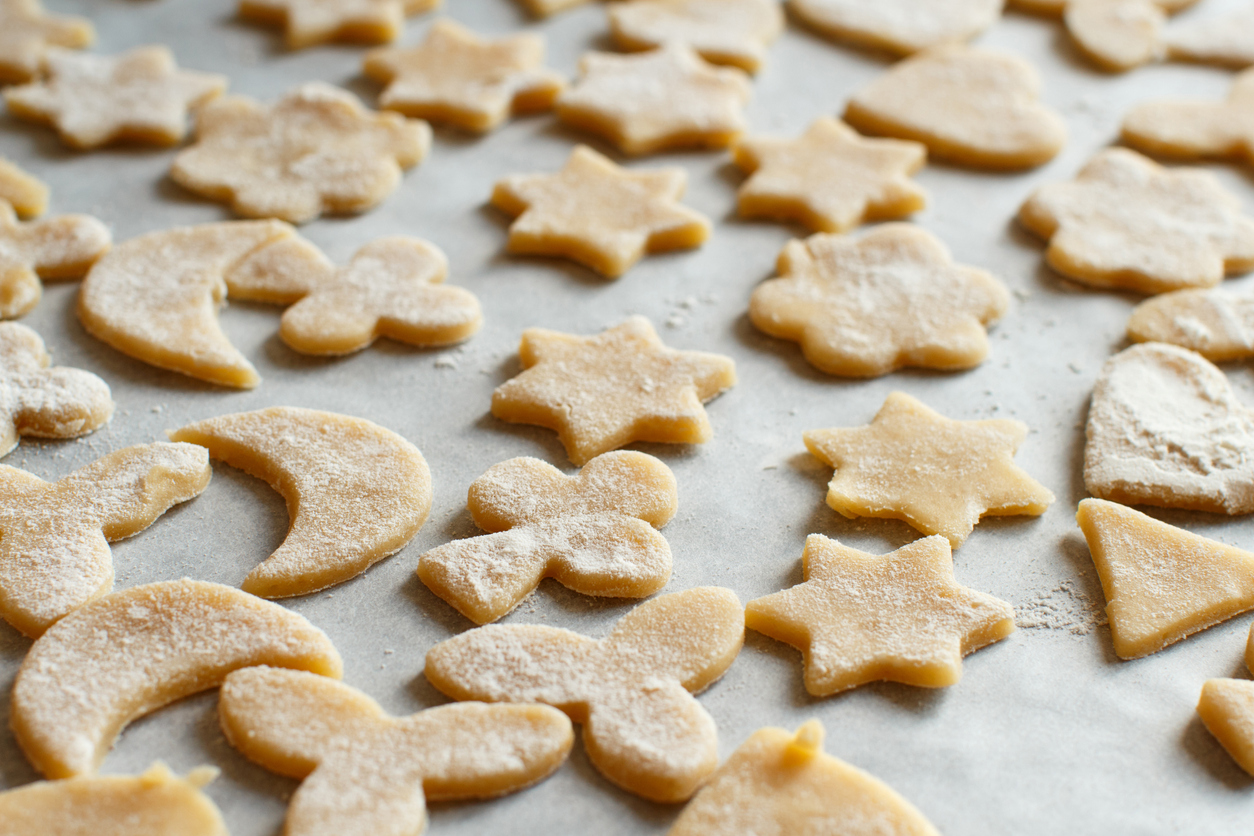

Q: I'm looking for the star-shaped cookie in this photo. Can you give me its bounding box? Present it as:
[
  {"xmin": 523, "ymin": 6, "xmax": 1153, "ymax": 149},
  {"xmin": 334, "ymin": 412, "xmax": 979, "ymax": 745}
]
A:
[
  {"xmin": 491, "ymin": 144, "xmax": 711, "ymax": 277},
  {"xmin": 0, "ymin": 200, "xmax": 112, "ymax": 320},
  {"xmin": 1122, "ymin": 67, "xmax": 1254, "ymax": 168},
  {"xmin": 0, "ymin": 0, "xmax": 92, "ymax": 85},
  {"xmin": 4, "ymin": 46, "xmax": 227, "ymax": 149},
  {"xmin": 492, "ymin": 316, "xmax": 736, "ymax": 465},
  {"xmin": 239, "ymin": 0, "xmax": 441, "ymax": 49},
  {"xmin": 804, "ymin": 391, "xmax": 1055, "ymax": 547},
  {"xmin": 788, "ymin": 0, "xmax": 1003, "ymax": 56},
  {"xmin": 556, "ymin": 43, "xmax": 751, "ymax": 156},
  {"xmin": 732, "ymin": 117, "xmax": 927, "ymax": 233},
  {"xmin": 747, "ymin": 535, "xmax": 1015, "ymax": 695},
  {"xmin": 607, "ymin": 0, "xmax": 784, "ymax": 74}
]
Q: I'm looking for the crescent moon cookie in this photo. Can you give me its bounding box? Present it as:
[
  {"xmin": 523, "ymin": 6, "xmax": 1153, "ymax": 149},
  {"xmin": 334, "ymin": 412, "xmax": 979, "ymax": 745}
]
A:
[
  {"xmin": 1198, "ymin": 631, "xmax": 1254, "ymax": 776},
  {"xmin": 843, "ymin": 45, "xmax": 1067, "ymax": 170},
  {"xmin": 0, "ymin": 157, "xmax": 48, "ymax": 218},
  {"xmin": 0, "ymin": 198, "xmax": 111, "ymax": 321},
  {"xmin": 10, "ymin": 578, "xmax": 342, "ymax": 779},
  {"xmin": 1122, "ymin": 67, "xmax": 1254, "ymax": 167},
  {"xmin": 170, "ymin": 407, "xmax": 431, "ymax": 598},
  {"xmin": 788, "ymin": 0, "xmax": 1003, "ymax": 56},
  {"xmin": 606, "ymin": 0, "xmax": 784, "ymax": 74},
  {"xmin": 219, "ymin": 666, "xmax": 573, "ymax": 836},
  {"xmin": 1127, "ymin": 288, "xmax": 1254, "ymax": 361},
  {"xmin": 491, "ymin": 316, "xmax": 736, "ymax": 465},
  {"xmin": 0, "ymin": 441, "xmax": 211, "ymax": 638},
  {"xmin": 424, "ymin": 586, "xmax": 744, "ymax": 802},
  {"xmin": 0, "ymin": 0, "xmax": 93, "ymax": 85},
  {"xmin": 239, "ymin": 0, "xmax": 440, "ymax": 49}
]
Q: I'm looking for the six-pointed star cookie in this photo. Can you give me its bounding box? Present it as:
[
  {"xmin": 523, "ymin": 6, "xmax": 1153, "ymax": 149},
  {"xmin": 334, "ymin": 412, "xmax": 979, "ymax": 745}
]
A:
[
  {"xmin": 4, "ymin": 46, "xmax": 226, "ymax": 149},
  {"xmin": 556, "ymin": 43, "xmax": 751, "ymax": 156},
  {"xmin": 0, "ymin": 200, "xmax": 111, "ymax": 320},
  {"xmin": 492, "ymin": 316, "xmax": 736, "ymax": 465},
  {"xmin": 746, "ymin": 534, "xmax": 1015, "ymax": 695},
  {"xmin": 804, "ymin": 391, "xmax": 1055, "ymax": 547},
  {"xmin": 239, "ymin": 0, "xmax": 440, "ymax": 49},
  {"xmin": 607, "ymin": 0, "xmax": 784, "ymax": 74},
  {"xmin": 0, "ymin": 0, "xmax": 92, "ymax": 84},
  {"xmin": 1123, "ymin": 67, "xmax": 1254, "ymax": 168},
  {"xmin": 788, "ymin": 0, "xmax": 1003, "ymax": 56},
  {"xmin": 491, "ymin": 144, "xmax": 711, "ymax": 277}
]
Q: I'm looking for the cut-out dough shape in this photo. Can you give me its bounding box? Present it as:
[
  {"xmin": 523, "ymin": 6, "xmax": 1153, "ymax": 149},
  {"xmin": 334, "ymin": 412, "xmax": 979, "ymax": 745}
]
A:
[
  {"xmin": 425, "ymin": 586, "xmax": 744, "ymax": 802},
  {"xmin": 219, "ymin": 666, "xmax": 573, "ymax": 836},
  {"xmin": 1165, "ymin": 9, "xmax": 1254, "ymax": 69},
  {"xmin": 0, "ymin": 322, "xmax": 113, "ymax": 458},
  {"xmin": 732, "ymin": 117, "xmax": 927, "ymax": 234},
  {"xmin": 555, "ymin": 43, "xmax": 751, "ymax": 156},
  {"xmin": 362, "ymin": 19, "xmax": 564, "ymax": 133},
  {"xmin": 1076, "ymin": 498, "xmax": 1254, "ymax": 659},
  {"xmin": 4, "ymin": 46, "xmax": 227, "ymax": 149},
  {"xmin": 419, "ymin": 451, "xmax": 677, "ymax": 624},
  {"xmin": 239, "ymin": 0, "xmax": 441, "ymax": 49},
  {"xmin": 788, "ymin": 0, "xmax": 1003, "ymax": 56},
  {"xmin": 1019, "ymin": 148, "xmax": 1254, "ymax": 294},
  {"xmin": 0, "ymin": 441, "xmax": 211, "ymax": 638},
  {"xmin": 170, "ymin": 82, "xmax": 431, "ymax": 224},
  {"xmin": 1085, "ymin": 342, "xmax": 1254, "ymax": 514},
  {"xmin": 491, "ymin": 144, "xmax": 711, "ymax": 278},
  {"xmin": 170, "ymin": 407, "xmax": 431, "ymax": 598},
  {"xmin": 747, "ymin": 534, "xmax": 1015, "ymax": 695},
  {"xmin": 0, "ymin": 0, "xmax": 93, "ymax": 85},
  {"xmin": 667, "ymin": 720, "xmax": 940, "ymax": 836},
  {"xmin": 843, "ymin": 45, "xmax": 1067, "ymax": 170},
  {"xmin": 607, "ymin": 0, "xmax": 784, "ymax": 73},
  {"xmin": 11, "ymin": 578, "xmax": 342, "ymax": 779},
  {"xmin": 749, "ymin": 224, "xmax": 1009, "ymax": 377},
  {"xmin": 0, "ymin": 200, "xmax": 111, "ymax": 320},
  {"xmin": 1007, "ymin": 0, "xmax": 1196, "ymax": 13},
  {"xmin": 805, "ymin": 391, "xmax": 1055, "ymax": 548},
  {"xmin": 1122, "ymin": 68, "xmax": 1254, "ymax": 168},
  {"xmin": 0, "ymin": 157, "xmax": 48, "ymax": 218},
  {"xmin": 1127, "ymin": 288, "xmax": 1254, "ymax": 361},
  {"xmin": 492, "ymin": 316, "xmax": 737, "ymax": 465},
  {"xmin": 1064, "ymin": 0, "xmax": 1171, "ymax": 72},
  {"xmin": 1198, "ymin": 632, "xmax": 1254, "ymax": 778},
  {"xmin": 77, "ymin": 219, "xmax": 331, "ymax": 389}
]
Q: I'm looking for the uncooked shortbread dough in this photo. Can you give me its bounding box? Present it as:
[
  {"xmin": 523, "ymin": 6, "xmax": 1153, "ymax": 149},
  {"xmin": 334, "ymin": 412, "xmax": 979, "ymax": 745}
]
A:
[
  {"xmin": 238, "ymin": 0, "xmax": 441, "ymax": 49},
  {"xmin": 0, "ymin": 0, "xmax": 93, "ymax": 85},
  {"xmin": 1127, "ymin": 288, "xmax": 1254, "ymax": 361},
  {"xmin": 607, "ymin": 0, "xmax": 784, "ymax": 73},
  {"xmin": 1165, "ymin": 8, "xmax": 1254, "ymax": 69},
  {"xmin": 1198, "ymin": 632, "xmax": 1254, "ymax": 777},
  {"xmin": 1121, "ymin": 67, "xmax": 1254, "ymax": 168},
  {"xmin": 0, "ymin": 156, "xmax": 48, "ymax": 217},
  {"xmin": 0, "ymin": 199, "xmax": 111, "ymax": 320},
  {"xmin": 788, "ymin": 0, "xmax": 1003, "ymax": 56}
]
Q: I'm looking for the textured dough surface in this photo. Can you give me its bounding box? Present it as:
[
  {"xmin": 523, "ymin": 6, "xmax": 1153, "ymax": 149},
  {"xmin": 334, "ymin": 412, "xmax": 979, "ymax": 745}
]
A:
[
  {"xmin": 1127, "ymin": 288, "xmax": 1254, "ymax": 361},
  {"xmin": 0, "ymin": 156, "xmax": 48, "ymax": 218},
  {"xmin": 0, "ymin": 0, "xmax": 93, "ymax": 85},
  {"xmin": 788, "ymin": 0, "xmax": 1002, "ymax": 55},
  {"xmin": 0, "ymin": 200, "xmax": 111, "ymax": 321},
  {"xmin": 1198, "ymin": 672, "xmax": 1254, "ymax": 776},
  {"xmin": 1122, "ymin": 67, "xmax": 1254, "ymax": 166},
  {"xmin": 239, "ymin": 0, "xmax": 440, "ymax": 49},
  {"xmin": 607, "ymin": 0, "xmax": 783, "ymax": 73}
]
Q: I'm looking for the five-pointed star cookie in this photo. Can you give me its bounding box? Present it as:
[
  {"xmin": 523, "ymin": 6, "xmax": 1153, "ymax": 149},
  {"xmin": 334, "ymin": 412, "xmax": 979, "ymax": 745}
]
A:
[
  {"xmin": 746, "ymin": 534, "xmax": 1015, "ymax": 695},
  {"xmin": 4, "ymin": 46, "xmax": 227, "ymax": 149},
  {"xmin": 492, "ymin": 316, "xmax": 736, "ymax": 465},
  {"xmin": 1122, "ymin": 67, "xmax": 1254, "ymax": 168},
  {"xmin": 804, "ymin": 391, "xmax": 1055, "ymax": 547},
  {"xmin": 0, "ymin": 157, "xmax": 47, "ymax": 218},
  {"xmin": 0, "ymin": 0, "xmax": 92, "ymax": 85},
  {"xmin": 362, "ymin": 19, "xmax": 564, "ymax": 132},
  {"xmin": 732, "ymin": 117, "xmax": 927, "ymax": 233},
  {"xmin": 788, "ymin": 0, "xmax": 1003, "ymax": 56},
  {"xmin": 490, "ymin": 144, "xmax": 711, "ymax": 277},
  {"xmin": 0, "ymin": 200, "xmax": 111, "ymax": 319},
  {"xmin": 607, "ymin": 0, "xmax": 784, "ymax": 74},
  {"xmin": 239, "ymin": 0, "xmax": 441, "ymax": 49},
  {"xmin": 556, "ymin": 43, "xmax": 751, "ymax": 156}
]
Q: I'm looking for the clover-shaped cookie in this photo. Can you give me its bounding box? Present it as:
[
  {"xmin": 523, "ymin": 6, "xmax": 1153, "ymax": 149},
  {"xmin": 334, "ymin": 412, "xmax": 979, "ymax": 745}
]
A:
[
  {"xmin": 239, "ymin": 0, "xmax": 440, "ymax": 49},
  {"xmin": 0, "ymin": 157, "xmax": 47, "ymax": 218},
  {"xmin": 607, "ymin": 0, "xmax": 784, "ymax": 73},
  {"xmin": 1198, "ymin": 630, "xmax": 1254, "ymax": 776},
  {"xmin": 0, "ymin": 0, "xmax": 93, "ymax": 84},
  {"xmin": 419, "ymin": 451, "xmax": 677, "ymax": 623},
  {"xmin": 1127, "ymin": 288, "xmax": 1254, "ymax": 361},
  {"xmin": 425, "ymin": 586, "xmax": 743, "ymax": 802},
  {"xmin": 0, "ymin": 199, "xmax": 111, "ymax": 320},
  {"xmin": 1123, "ymin": 67, "xmax": 1254, "ymax": 168},
  {"xmin": 789, "ymin": 0, "xmax": 1002, "ymax": 55}
]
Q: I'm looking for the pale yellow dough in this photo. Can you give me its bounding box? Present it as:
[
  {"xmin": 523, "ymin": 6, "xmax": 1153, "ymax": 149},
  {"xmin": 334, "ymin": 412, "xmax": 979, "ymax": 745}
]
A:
[
  {"xmin": 1006, "ymin": 0, "xmax": 1197, "ymax": 16},
  {"xmin": 788, "ymin": 0, "xmax": 1003, "ymax": 56},
  {"xmin": 492, "ymin": 316, "xmax": 736, "ymax": 465},
  {"xmin": 0, "ymin": 157, "xmax": 48, "ymax": 218},
  {"xmin": 170, "ymin": 407, "xmax": 431, "ymax": 598},
  {"xmin": 1198, "ymin": 633, "xmax": 1254, "ymax": 777},
  {"xmin": 1122, "ymin": 68, "xmax": 1254, "ymax": 167},
  {"xmin": 239, "ymin": 0, "xmax": 441, "ymax": 49},
  {"xmin": 607, "ymin": 0, "xmax": 784, "ymax": 73},
  {"xmin": 1165, "ymin": 9, "xmax": 1254, "ymax": 69},
  {"xmin": 1065, "ymin": 0, "xmax": 1166, "ymax": 72},
  {"xmin": 425, "ymin": 586, "xmax": 744, "ymax": 802},
  {"xmin": 1127, "ymin": 288, "xmax": 1254, "ymax": 361},
  {"xmin": 0, "ymin": 0, "xmax": 92, "ymax": 85},
  {"xmin": 0, "ymin": 199, "xmax": 111, "ymax": 321}
]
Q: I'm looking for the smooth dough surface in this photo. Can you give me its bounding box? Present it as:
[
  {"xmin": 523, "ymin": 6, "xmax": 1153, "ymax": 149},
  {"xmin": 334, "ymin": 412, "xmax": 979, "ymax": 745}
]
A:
[
  {"xmin": 1121, "ymin": 67, "xmax": 1254, "ymax": 167},
  {"xmin": 1065, "ymin": 0, "xmax": 1166, "ymax": 72},
  {"xmin": 1198, "ymin": 649, "xmax": 1254, "ymax": 777},
  {"xmin": 1127, "ymin": 288, "xmax": 1254, "ymax": 361},
  {"xmin": 0, "ymin": 156, "xmax": 48, "ymax": 218},
  {"xmin": 607, "ymin": 0, "xmax": 783, "ymax": 73},
  {"xmin": 1165, "ymin": 8, "xmax": 1254, "ymax": 68},
  {"xmin": 239, "ymin": 0, "xmax": 441, "ymax": 49},
  {"xmin": 788, "ymin": 0, "xmax": 1003, "ymax": 55},
  {"xmin": 0, "ymin": 200, "xmax": 111, "ymax": 321},
  {"xmin": 0, "ymin": 0, "xmax": 93, "ymax": 85}
]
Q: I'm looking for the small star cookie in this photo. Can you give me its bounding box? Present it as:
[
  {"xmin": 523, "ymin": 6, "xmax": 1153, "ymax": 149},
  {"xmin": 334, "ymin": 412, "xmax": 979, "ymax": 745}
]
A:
[
  {"xmin": 1127, "ymin": 288, "xmax": 1254, "ymax": 361},
  {"xmin": 0, "ymin": 0, "xmax": 93, "ymax": 85},
  {"xmin": 490, "ymin": 144, "xmax": 711, "ymax": 277},
  {"xmin": 0, "ymin": 157, "xmax": 47, "ymax": 218},
  {"xmin": 0, "ymin": 200, "xmax": 111, "ymax": 320},
  {"xmin": 607, "ymin": 0, "xmax": 784, "ymax": 73},
  {"xmin": 1122, "ymin": 67, "xmax": 1254, "ymax": 168},
  {"xmin": 238, "ymin": 0, "xmax": 440, "ymax": 49},
  {"xmin": 1164, "ymin": 8, "xmax": 1254, "ymax": 69},
  {"xmin": 1019, "ymin": 148, "xmax": 1254, "ymax": 294},
  {"xmin": 556, "ymin": 43, "xmax": 751, "ymax": 156},
  {"xmin": 492, "ymin": 316, "xmax": 736, "ymax": 465},
  {"xmin": 170, "ymin": 82, "xmax": 431, "ymax": 224},
  {"xmin": 788, "ymin": 0, "xmax": 1003, "ymax": 56},
  {"xmin": 805, "ymin": 391, "xmax": 1055, "ymax": 548}
]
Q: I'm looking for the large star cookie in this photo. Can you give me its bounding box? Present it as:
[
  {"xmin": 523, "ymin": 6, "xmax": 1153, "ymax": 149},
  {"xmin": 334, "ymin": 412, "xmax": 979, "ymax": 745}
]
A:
[
  {"xmin": 788, "ymin": 0, "xmax": 1003, "ymax": 55},
  {"xmin": 492, "ymin": 316, "xmax": 736, "ymax": 465},
  {"xmin": 607, "ymin": 0, "xmax": 784, "ymax": 74},
  {"xmin": 1127, "ymin": 288, "xmax": 1254, "ymax": 361},
  {"xmin": 1122, "ymin": 67, "xmax": 1254, "ymax": 168},
  {"xmin": 238, "ymin": 0, "xmax": 440, "ymax": 49},
  {"xmin": 0, "ymin": 0, "xmax": 92, "ymax": 84},
  {"xmin": 0, "ymin": 200, "xmax": 111, "ymax": 320}
]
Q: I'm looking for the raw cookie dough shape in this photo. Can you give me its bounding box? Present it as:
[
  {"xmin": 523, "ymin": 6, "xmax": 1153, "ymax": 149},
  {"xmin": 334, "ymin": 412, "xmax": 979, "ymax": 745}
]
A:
[
  {"xmin": 170, "ymin": 82, "xmax": 431, "ymax": 224},
  {"xmin": 418, "ymin": 451, "xmax": 677, "ymax": 624},
  {"xmin": 492, "ymin": 316, "xmax": 737, "ymax": 465},
  {"xmin": 805, "ymin": 391, "xmax": 1055, "ymax": 548},
  {"xmin": 0, "ymin": 199, "xmax": 111, "ymax": 320},
  {"xmin": 747, "ymin": 535, "xmax": 1015, "ymax": 695},
  {"xmin": 667, "ymin": 720, "xmax": 940, "ymax": 836},
  {"xmin": 362, "ymin": 19, "xmax": 565, "ymax": 133},
  {"xmin": 0, "ymin": 441, "xmax": 211, "ymax": 638},
  {"xmin": 1198, "ymin": 633, "xmax": 1254, "ymax": 777},
  {"xmin": 843, "ymin": 45, "xmax": 1067, "ymax": 170},
  {"xmin": 3, "ymin": 46, "xmax": 227, "ymax": 149},
  {"xmin": 1127, "ymin": 288, "xmax": 1254, "ymax": 361},
  {"xmin": 1019, "ymin": 148, "xmax": 1254, "ymax": 294},
  {"xmin": 1084, "ymin": 342, "xmax": 1254, "ymax": 514},
  {"xmin": 77, "ymin": 220, "xmax": 331, "ymax": 389},
  {"xmin": 170, "ymin": 407, "xmax": 431, "ymax": 598},
  {"xmin": 239, "ymin": 0, "xmax": 441, "ymax": 49},
  {"xmin": 0, "ymin": 157, "xmax": 48, "ymax": 218},
  {"xmin": 1076, "ymin": 498, "xmax": 1254, "ymax": 658},
  {"xmin": 424, "ymin": 586, "xmax": 744, "ymax": 802},
  {"xmin": 749, "ymin": 224, "xmax": 1009, "ymax": 377},
  {"xmin": 1122, "ymin": 68, "xmax": 1254, "ymax": 168},
  {"xmin": 1164, "ymin": 8, "xmax": 1254, "ymax": 69},
  {"xmin": 0, "ymin": 0, "xmax": 93, "ymax": 85},
  {"xmin": 491, "ymin": 144, "xmax": 711, "ymax": 278},
  {"xmin": 0, "ymin": 322, "xmax": 113, "ymax": 457},
  {"xmin": 219, "ymin": 666, "xmax": 574, "ymax": 836},
  {"xmin": 787, "ymin": 0, "xmax": 1003, "ymax": 56},
  {"xmin": 10, "ymin": 578, "xmax": 342, "ymax": 779},
  {"xmin": 555, "ymin": 44, "xmax": 751, "ymax": 156},
  {"xmin": 607, "ymin": 0, "xmax": 784, "ymax": 74},
  {"xmin": 1063, "ymin": 0, "xmax": 1178, "ymax": 72}
]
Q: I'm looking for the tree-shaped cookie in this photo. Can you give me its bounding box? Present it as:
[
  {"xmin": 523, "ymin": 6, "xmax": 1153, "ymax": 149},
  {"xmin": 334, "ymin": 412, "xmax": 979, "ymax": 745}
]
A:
[
  {"xmin": 170, "ymin": 82, "xmax": 431, "ymax": 224},
  {"xmin": 425, "ymin": 586, "xmax": 744, "ymax": 802},
  {"xmin": 419, "ymin": 451, "xmax": 677, "ymax": 623},
  {"xmin": 1122, "ymin": 67, "xmax": 1254, "ymax": 168},
  {"xmin": 0, "ymin": 199, "xmax": 111, "ymax": 320},
  {"xmin": 607, "ymin": 0, "xmax": 784, "ymax": 74},
  {"xmin": 219, "ymin": 666, "xmax": 573, "ymax": 836},
  {"xmin": 788, "ymin": 0, "xmax": 1002, "ymax": 55},
  {"xmin": 750, "ymin": 224, "xmax": 1009, "ymax": 377},
  {"xmin": 0, "ymin": 0, "xmax": 93, "ymax": 84},
  {"xmin": 1019, "ymin": 148, "xmax": 1254, "ymax": 294},
  {"xmin": 4, "ymin": 46, "xmax": 226, "ymax": 149},
  {"xmin": 491, "ymin": 145, "xmax": 711, "ymax": 278},
  {"xmin": 492, "ymin": 316, "xmax": 736, "ymax": 465},
  {"xmin": 0, "ymin": 157, "xmax": 48, "ymax": 218},
  {"xmin": 1198, "ymin": 630, "xmax": 1254, "ymax": 776},
  {"xmin": 0, "ymin": 441, "xmax": 211, "ymax": 637},
  {"xmin": 805, "ymin": 391, "xmax": 1055, "ymax": 548},
  {"xmin": 362, "ymin": 19, "xmax": 565, "ymax": 132},
  {"xmin": 239, "ymin": 0, "xmax": 440, "ymax": 49},
  {"xmin": 1127, "ymin": 287, "xmax": 1254, "ymax": 361}
]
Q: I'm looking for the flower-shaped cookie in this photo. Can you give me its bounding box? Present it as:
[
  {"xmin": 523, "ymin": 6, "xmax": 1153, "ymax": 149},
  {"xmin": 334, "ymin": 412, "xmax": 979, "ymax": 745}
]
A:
[
  {"xmin": 1122, "ymin": 67, "xmax": 1254, "ymax": 168},
  {"xmin": 239, "ymin": 0, "xmax": 440, "ymax": 49},
  {"xmin": 170, "ymin": 82, "xmax": 431, "ymax": 224},
  {"xmin": 607, "ymin": 0, "xmax": 784, "ymax": 73},
  {"xmin": 1019, "ymin": 148, "xmax": 1254, "ymax": 294},
  {"xmin": 1127, "ymin": 288, "xmax": 1254, "ymax": 361},
  {"xmin": 0, "ymin": 200, "xmax": 111, "ymax": 320},
  {"xmin": 788, "ymin": 0, "xmax": 1003, "ymax": 55},
  {"xmin": 0, "ymin": 157, "xmax": 47, "ymax": 218},
  {"xmin": 0, "ymin": 0, "xmax": 92, "ymax": 84},
  {"xmin": 750, "ymin": 225, "xmax": 1009, "ymax": 377}
]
